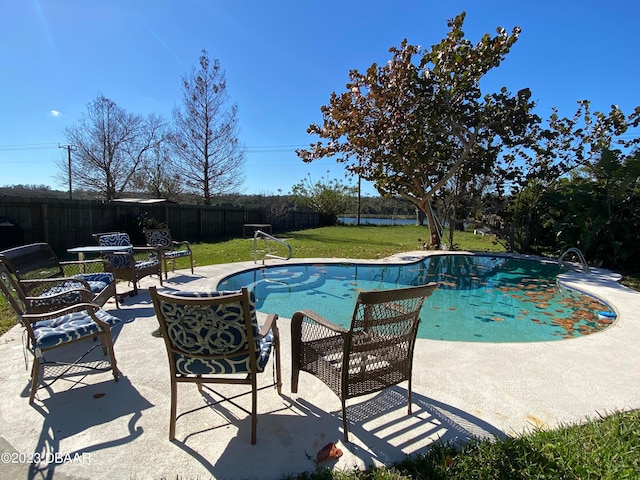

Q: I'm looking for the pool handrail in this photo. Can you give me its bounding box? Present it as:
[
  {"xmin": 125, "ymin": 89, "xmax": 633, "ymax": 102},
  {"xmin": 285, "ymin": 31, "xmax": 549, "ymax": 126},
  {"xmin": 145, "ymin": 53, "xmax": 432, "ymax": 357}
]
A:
[
  {"xmin": 253, "ymin": 230, "xmax": 292, "ymax": 264},
  {"xmin": 558, "ymin": 247, "xmax": 590, "ymax": 274}
]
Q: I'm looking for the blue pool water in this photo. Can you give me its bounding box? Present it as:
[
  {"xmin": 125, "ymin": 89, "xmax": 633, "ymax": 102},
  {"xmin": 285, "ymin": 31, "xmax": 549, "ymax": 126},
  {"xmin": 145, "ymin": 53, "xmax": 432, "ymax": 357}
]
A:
[{"xmin": 216, "ymin": 254, "xmax": 616, "ymax": 343}]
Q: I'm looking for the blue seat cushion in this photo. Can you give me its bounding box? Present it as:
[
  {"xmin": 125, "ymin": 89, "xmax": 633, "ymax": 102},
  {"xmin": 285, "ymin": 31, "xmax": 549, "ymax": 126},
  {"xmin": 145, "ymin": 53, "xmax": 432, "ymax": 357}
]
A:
[
  {"xmin": 75, "ymin": 273, "xmax": 115, "ymax": 293},
  {"xmin": 161, "ymin": 290, "xmax": 275, "ymax": 375},
  {"xmin": 173, "ymin": 331, "xmax": 275, "ymax": 375},
  {"xmin": 135, "ymin": 260, "xmax": 159, "ymax": 270},
  {"xmin": 32, "ymin": 309, "xmax": 126, "ymax": 351},
  {"xmin": 163, "ymin": 250, "xmax": 191, "ymax": 259},
  {"xmin": 29, "ymin": 273, "xmax": 115, "ymax": 309}
]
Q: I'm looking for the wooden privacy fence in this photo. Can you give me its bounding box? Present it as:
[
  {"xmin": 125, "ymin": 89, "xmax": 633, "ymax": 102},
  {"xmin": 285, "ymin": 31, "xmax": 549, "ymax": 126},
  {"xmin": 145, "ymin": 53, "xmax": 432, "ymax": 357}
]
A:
[{"xmin": 0, "ymin": 195, "xmax": 319, "ymax": 254}]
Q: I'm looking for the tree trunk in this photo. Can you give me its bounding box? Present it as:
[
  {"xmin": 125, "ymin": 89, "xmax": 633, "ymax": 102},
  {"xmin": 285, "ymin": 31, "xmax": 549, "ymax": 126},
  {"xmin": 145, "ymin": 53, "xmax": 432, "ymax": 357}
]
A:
[{"xmin": 424, "ymin": 200, "xmax": 441, "ymax": 248}]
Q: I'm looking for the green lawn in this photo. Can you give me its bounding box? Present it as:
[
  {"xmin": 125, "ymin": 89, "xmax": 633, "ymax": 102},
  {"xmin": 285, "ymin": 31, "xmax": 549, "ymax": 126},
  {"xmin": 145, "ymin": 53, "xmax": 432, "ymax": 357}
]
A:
[{"xmin": 292, "ymin": 409, "xmax": 640, "ymax": 480}]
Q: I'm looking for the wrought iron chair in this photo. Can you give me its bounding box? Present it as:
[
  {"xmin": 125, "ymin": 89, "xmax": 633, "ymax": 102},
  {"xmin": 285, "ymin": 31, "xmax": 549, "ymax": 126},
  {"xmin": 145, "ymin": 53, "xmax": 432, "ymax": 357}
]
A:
[
  {"xmin": 150, "ymin": 286, "xmax": 282, "ymax": 444},
  {"xmin": 0, "ymin": 242, "xmax": 118, "ymax": 312},
  {"xmin": 143, "ymin": 228, "xmax": 194, "ymax": 279},
  {"xmin": 0, "ymin": 262, "xmax": 123, "ymax": 403},
  {"xmin": 93, "ymin": 232, "xmax": 162, "ymax": 295},
  {"xmin": 291, "ymin": 283, "xmax": 437, "ymax": 441}
]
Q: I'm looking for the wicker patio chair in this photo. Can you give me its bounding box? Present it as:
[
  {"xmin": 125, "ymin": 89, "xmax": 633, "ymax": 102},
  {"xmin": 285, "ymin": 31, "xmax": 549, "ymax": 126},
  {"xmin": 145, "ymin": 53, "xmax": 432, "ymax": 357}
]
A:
[
  {"xmin": 0, "ymin": 242, "xmax": 118, "ymax": 312},
  {"xmin": 149, "ymin": 286, "xmax": 282, "ymax": 444},
  {"xmin": 0, "ymin": 262, "xmax": 123, "ymax": 403},
  {"xmin": 143, "ymin": 228, "xmax": 194, "ymax": 279},
  {"xmin": 93, "ymin": 232, "xmax": 162, "ymax": 295},
  {"xmin": 291, "ymin": 283, "xmax": 437, "ymax": 441}
]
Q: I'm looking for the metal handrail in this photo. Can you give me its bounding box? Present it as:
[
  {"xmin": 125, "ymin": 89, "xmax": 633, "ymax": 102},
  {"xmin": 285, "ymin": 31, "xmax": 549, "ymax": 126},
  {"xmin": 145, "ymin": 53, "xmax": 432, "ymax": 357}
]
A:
[
  {"xmin": 253, "ymin": 230, "xmax": 292, "ymax": 264},
  {"xmin": 558, "ymin": 247, "xmax": 590, "ymax": 274}
]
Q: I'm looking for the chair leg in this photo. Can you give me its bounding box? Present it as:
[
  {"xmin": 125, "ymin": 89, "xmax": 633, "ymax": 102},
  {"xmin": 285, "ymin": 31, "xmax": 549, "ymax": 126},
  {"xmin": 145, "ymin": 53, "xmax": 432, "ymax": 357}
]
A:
[
  {"xmin": 290, "ymin": 366, "xmax": 299, "ymax": 393},
  {"xmin": 251, "ymin": 377, "xmax": 258, "ymax": 444},
  {"xmin": 407, "ymin": 378, "xmax": 413, "ymax": 415},
  {"xmin": 101, "ymin": 330, "xmax": 119, "ymax": 382},
  {"xmin": 169, "ymin": 380, "xmax": 177, "ymax": 440},
  {"xmin": 29, "ymin": 357, "xmax": 41, "ymax": 404},
  {"xmin": 290, "ymin": 315, "xmax": 301, "ymax": 393},
  {"xmin": 342, "ymin": 398, "xmax": 349, "ymax": 442},
  {"xmin": 275, "ymin": 351, "xmax": 282, "ymax": 395},
  {"xmin": 273, "ymin": 322, "xmax": 282, "ymax": 395}
]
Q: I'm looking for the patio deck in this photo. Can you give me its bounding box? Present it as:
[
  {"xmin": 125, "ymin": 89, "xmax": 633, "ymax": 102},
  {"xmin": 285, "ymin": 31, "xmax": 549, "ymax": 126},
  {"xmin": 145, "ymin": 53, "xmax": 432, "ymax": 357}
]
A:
[{"xmin": 1, "ymin": 252, "xmax": 639, "ymax": 479}]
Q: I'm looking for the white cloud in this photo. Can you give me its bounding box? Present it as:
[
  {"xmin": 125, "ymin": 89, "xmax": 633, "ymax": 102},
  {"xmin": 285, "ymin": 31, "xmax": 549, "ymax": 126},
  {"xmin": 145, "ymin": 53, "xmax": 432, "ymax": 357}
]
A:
[{"xmin": 49, "ymin": 110, "xmax": 62, "ymax": 117}]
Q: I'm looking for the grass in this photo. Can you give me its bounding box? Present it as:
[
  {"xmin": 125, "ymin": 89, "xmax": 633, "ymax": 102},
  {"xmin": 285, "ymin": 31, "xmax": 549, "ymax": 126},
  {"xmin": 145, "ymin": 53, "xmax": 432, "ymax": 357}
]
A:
[
  {"xmin": 191, "ymin": 225, "xmax": 506, "ymax": 266},
  {"xmin": 1, "ymin": 225, "xmax": 639, "ymax": 479},
  {"xmin": 293, "ymin": 410, "xmax": 639, "ymax": 480}
]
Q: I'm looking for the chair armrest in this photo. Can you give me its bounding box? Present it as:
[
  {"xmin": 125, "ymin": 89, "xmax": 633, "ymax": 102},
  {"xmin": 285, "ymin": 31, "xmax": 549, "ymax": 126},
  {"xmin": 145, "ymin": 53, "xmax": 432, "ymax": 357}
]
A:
[
  {"xmin": 292, "ymin": 309, "xmax": 348, "ymax": 334},
  {"xmin": 258, "ymin": 313, "xmax": 278, "ymax": 337},
  {"xmin": 25, "ymin": 286, "xmax": 93, "ymax": 303},
  {"xmin": 172, "ymin": 241, "xmax": 191, "ymax": 249},
  {"xmin": 60, "ymin": 259, "xmax": 109, "ymax": 269},
  {"xmin": 22, "ymin": 300, "xmax": 100, "ymax": 322},
  {"xmin": 132, "ymin": 246, "xmax": 161, "ymax": 254},
  {"xmin": 20, "ymin": 276, "xmax": 93, "ymax": 294}
]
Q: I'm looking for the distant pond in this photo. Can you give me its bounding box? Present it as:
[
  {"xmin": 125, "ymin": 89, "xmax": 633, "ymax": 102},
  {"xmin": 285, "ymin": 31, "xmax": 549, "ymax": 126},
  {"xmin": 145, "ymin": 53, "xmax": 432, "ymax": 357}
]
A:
[{"xmin": 339, "ymin": 216, "xmax": 416, "ymax": 225}]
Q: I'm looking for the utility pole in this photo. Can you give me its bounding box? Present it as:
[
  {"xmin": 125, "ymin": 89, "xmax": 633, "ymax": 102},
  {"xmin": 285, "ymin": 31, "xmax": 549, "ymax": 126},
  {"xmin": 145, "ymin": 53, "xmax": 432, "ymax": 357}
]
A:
[{"xmin": 58, "ymin": 144, "xmax": 76, "ymax": 200}]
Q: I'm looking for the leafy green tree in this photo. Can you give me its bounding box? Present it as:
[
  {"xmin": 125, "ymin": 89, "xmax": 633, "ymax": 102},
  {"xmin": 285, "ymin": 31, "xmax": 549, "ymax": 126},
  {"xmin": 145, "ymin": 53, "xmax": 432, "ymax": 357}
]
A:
[
  {"xmin": 168, "ymin": 50, "xmax": 245, "ymax": 205},
  {"xmin": 544, "ymin": 148, "xmax": 640, "ymax": 270},
  {"xmin": 297, "ymin": 12, "xmax": 541, "ymax": 246},
  {"xmin": 290, "ymin": 173, "xmax": 357, "ymax": 226}
]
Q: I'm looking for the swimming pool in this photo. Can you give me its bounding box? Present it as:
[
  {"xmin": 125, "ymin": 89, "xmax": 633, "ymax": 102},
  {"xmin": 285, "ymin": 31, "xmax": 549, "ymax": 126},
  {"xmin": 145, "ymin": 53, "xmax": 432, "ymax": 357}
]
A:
[{"xmin": 216, "ymin": 254, "xmax": 616, "ymax": 343}]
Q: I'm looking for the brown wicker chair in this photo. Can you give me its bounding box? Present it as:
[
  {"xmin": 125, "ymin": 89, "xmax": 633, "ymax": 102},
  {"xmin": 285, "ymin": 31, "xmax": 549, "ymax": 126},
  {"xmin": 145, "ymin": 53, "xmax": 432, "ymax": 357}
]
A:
[
  {"xmin": 149, "ymin": 286, "xmax": 282, "ymax": 444},
  {"xmin": 291, "ymin": 283, "xmax": 437, "ymax": 441}
]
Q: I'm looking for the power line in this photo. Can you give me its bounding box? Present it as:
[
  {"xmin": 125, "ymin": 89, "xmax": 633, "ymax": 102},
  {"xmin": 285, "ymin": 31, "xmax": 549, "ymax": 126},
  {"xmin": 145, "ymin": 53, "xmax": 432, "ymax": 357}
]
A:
[
  {"xmin": 0, "ymin": 142, "xmax": 310, "ymax": 153},
  {"xmin": 0, "ymin": 142, "xmax": 59, "ymax": 152}
]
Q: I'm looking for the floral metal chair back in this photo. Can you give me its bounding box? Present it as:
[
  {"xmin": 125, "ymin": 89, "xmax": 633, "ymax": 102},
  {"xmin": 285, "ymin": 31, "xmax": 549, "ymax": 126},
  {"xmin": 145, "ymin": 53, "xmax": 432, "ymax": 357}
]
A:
[
  {"xmin": 96, "ymin": 233, "xmax": 133, "ymax": 269},
  {"xmin": 144, "ymin": 229, "xmax": 173, "ymax": 249},
  {"xmin": 154, "ymin": 289, "xmax": 272, "ymax": 375}
]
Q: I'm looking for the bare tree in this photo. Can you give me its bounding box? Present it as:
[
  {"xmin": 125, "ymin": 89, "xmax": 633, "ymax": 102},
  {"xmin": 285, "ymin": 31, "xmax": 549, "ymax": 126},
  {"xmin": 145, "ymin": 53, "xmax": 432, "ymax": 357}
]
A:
[
  {"xmin": 169, "ymin": 50, "xmax": 245, "ymax": 205},
  {"xmin": 61, "ymin": 94, "xmax": 166, "ymax": 200},
  {"xmin": 130, "ymin": 143, "xmax": 183, "ymax": 200}
]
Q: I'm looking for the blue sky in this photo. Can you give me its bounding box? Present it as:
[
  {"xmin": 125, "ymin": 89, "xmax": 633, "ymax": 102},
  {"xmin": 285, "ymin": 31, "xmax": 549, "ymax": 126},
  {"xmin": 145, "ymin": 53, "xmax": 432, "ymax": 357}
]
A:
[{"xmin": 1, "ymin": 0, "xmax": 638, "ymax": 197}]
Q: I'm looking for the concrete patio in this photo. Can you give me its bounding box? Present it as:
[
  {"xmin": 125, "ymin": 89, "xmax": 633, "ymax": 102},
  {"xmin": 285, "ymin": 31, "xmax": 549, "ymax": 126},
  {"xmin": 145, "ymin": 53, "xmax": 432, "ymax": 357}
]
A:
[{"xmin": 1, "ymin": 253, "xmax": 639, "ymax": 479}]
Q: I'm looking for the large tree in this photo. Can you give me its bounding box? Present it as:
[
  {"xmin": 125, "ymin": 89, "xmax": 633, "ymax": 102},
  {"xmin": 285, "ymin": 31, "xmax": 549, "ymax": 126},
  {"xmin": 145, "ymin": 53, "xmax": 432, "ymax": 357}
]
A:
[
  {"xmin": 169, "ymin": 50, "xmax": 245, "ymax": 205},
  {"xmin": 297, "ymin": 12, "xmax": 544, "ymax": 246},
  {"xmin": 63, "ymin": 95, "xmax": 165, "ymax": 200}
]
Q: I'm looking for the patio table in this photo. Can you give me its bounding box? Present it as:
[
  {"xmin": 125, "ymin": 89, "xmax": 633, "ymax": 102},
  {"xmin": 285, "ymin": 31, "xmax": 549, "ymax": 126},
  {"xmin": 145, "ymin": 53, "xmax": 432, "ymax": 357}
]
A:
[{"xmin": 68, "ymin": 245, "xmax": 131, "ymax": 262}]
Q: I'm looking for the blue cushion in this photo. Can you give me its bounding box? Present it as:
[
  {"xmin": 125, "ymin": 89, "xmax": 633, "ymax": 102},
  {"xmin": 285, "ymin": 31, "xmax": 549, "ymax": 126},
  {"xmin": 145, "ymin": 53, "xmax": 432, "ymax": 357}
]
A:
[
  {"xmin": 32, "ymin": 309, "xmax": 126, "ymax": 351},
  {"xmin": 75, "ymin": 273, "xmax": 114, "ymax": 293},
  {"xmin": 30, "ymin": 273, "xmax": 115, "ymax": 309},
  {"xmin": 163, "ymin": 250, "xmax": 191, "ymax": 259},
  {"xmin": 173, "ymin": 332, "xmax": 275, "ymax": 375},
  {"xmin": 159, "ymin": 290, "xmax": 274, "ymax": 375},
  {"xmin": 30, "ymin": 281, "xmax": 88, "ymax": 309},
  {"xmin": 134, "ymin": 260, "xmax": 159, "ymax": 270}
]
